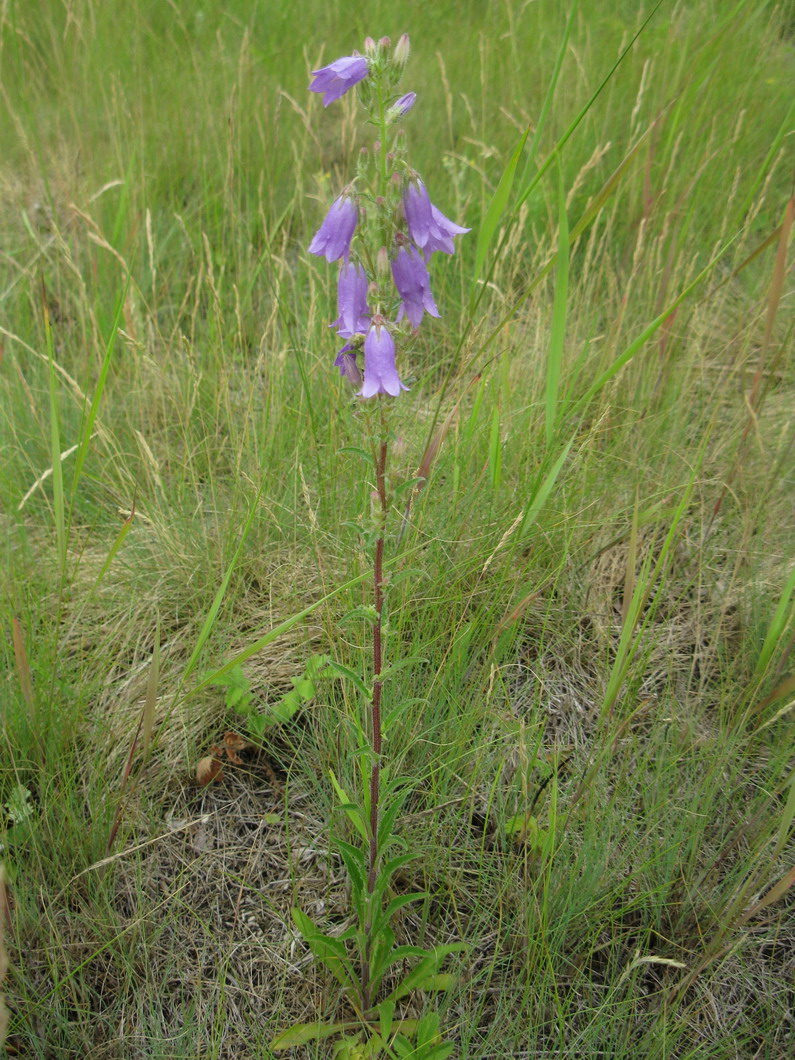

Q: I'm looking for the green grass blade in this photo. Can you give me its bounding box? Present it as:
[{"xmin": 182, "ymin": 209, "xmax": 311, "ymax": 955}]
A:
[
  {"xmin": 546, "ymin": 162, "xmax": 569, "ymax": 449},
  {"xmin": 43, "ymin": 284, "xmax": 66, "ymax": 574},
  {"xmin": 69, "ymin": 275, "xmax": 128, "ymax": 502},
  {"xmin": 181, "ymin": 485, "xmax": 265, "ymax": 686},
  {"xmin": 755, "ymin": 563, "xmax": 795, "ymax": 680},
  {"xmin": 473, "ymin": 123, "xmax": 530, "ymax": 288},
  {"xmin": 518, "ymin": 434, "xmax": 575, "ymax": 544}
]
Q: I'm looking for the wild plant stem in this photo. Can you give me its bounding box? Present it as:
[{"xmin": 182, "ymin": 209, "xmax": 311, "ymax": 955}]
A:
[{"xmin": 362, "ymin": 410, "xmax": 389, "ymax": 1013}]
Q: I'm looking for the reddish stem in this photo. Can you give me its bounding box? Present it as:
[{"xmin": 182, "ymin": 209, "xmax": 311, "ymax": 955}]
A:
[{"xmin": 362, "ymin": 424, "xmax": 389, "ymax": 1013}]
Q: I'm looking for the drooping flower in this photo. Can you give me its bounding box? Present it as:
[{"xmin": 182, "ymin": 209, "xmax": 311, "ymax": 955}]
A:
[
  {"xmin": 403, "ymin": 178, "xmax": 470, "ymax": 257},
  {"xmin": 309, "ymin": 55, "xmax": 370, "ymax": 106},
  {"xmin": 331, "ymin": 262, "xmax": 370, "ymax": 337},
  {"xmin": 334, "ymin": 344, "xmax": 363, "ymax": 388},
  {"xmin": 360, "ymin": 320, "xmax": 408, "ymax": 398},
  {"xmin": 309, "ymin": 194, "xmax": 358, "ymax": 262},
  {"xmin": 387, "ymin": 92, "xmax": 416, "ymax": 122},
  {"xmin": 391, "ymin": 246, "xmax": 440, "ymax": 328}
]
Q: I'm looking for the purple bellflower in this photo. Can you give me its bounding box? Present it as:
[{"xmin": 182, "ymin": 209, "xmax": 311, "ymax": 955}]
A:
[
  {"xmin": 403, "ymin": 178, "xmax": 470, "ymax": 257},
  {"xmin": 360, "ymin": 319, "xmax": 408, "ymax": 398},
  {"xmin": 335, "ymin": 345, "xmax": 363, "ymax": 388},
  {"xmin": 309, "ymin": 194, "xmax": 358, "ymax": 262},
  {"xmin": 392, "ymin": 246, "xmax": 440, "ymax": 328},
  {"xmin": 309, "ymin": 55, "xmax": 370, "ymax": 106},
  {"xmin": 331, "ymin": 262, "xmax": 371, "ymax": 338}
]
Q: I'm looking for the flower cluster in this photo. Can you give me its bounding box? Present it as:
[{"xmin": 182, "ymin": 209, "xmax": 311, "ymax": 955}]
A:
[{"xmin": 308, "ymin": 35, "xmax": 469, "ymax": 398}]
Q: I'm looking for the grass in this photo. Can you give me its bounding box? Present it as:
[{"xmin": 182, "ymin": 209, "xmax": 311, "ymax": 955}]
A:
[{"xmin": 1, "ymin": 0, "xmax": 794, "ymax": 1056}]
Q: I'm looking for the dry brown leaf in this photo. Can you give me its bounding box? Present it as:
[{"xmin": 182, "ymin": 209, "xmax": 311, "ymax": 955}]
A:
[
  {"xmin": 196, "ymin": 756, "xmax": 224, "ymax": 786},
  {"xmin": 223, "ymin": 731, "xmax": 251, "ymax": 765}
]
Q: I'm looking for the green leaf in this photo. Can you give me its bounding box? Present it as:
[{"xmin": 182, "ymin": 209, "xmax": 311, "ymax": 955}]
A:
[
  {"xmin": 267, "ymin": 688, "xmax": 302, "ymax": 724},
  {"xmin": 305, "ymin": 653, "xmax": 332, "ymax": 678},
  {"xmin": 378, "ymin": 656, "xmax": 429, "ymax": 685},
  {"xmin": 377, "ymin": 789, "xmax": 413, "ymax": 848},
  {"xmin": 247, "ymin": 713, "xmax": 268, "ymax": 737},
  {"xmin": 373, "ymin": 853, "xmax": 420, "ymax": 901},
  {"xmin": 340, "ymin": 605, "xmax": 380, "ymax": 628},
  {"xmin": 271, "ymin": 1021, "xmax": 359, "ymax": 1050},
  {"xmin": 423, "ymin": 1044, "xmax": 455, "ymax": 1060},
  {"xmin": 291, "ymin": 908, "xmax": 357, "ymax": 992},
  {"xmin": 419, "ymin": 973, "xmax": 457, "ymax": 993},
  {"xmin": 337, "ymin": 445, "xmax": 374, "ymax": 465},
  {"xmin": 375, "ymin": 892, "xmax": 428, "ymax": 936},
  {"xmin": 416, "ymin": 1011, "xmax": 442, "ymax": 1049},
  {"xmin": 388, "ymin": 944, "xmax": 467, "ymax": 1002},
  {"xmin": 226, "ymin": 685, "xmax": 247, "ymax": 707},
  {"xmin": 386, "ymin": 567, "xmax": 428, "ymax": 588},
  {"xmin": 293, "ymin": 676, "xmax": 316, "ymax": 699},
  {"xmin": 383, "ymin": 697, "xmax": 428, "ymax": 733},
  {"xmin": 329, "ymin": 770, "xmax": 369, "ymax": 843},
  {"xmin": 325, "ymin": 660, "xmax": 371, "ymax": 700},
  {"xmin": 378, "ymin": 999, "xmax": 395, "ymax": 1041}
]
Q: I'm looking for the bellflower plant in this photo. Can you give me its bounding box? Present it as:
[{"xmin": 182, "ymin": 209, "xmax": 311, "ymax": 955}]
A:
[{"xmin": 274, "ymin": 34, "xmax": 469, "ymax": 1058}]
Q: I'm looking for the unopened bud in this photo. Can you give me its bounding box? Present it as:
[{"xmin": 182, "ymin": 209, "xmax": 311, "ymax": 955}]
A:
[
  {"xmin": 373, "ymin": 140, "xmax": 381, "ymax": 154},
  {"xmin": 391, "ymin": 172, "xmax": 402, "ymax": 187},
  {"xmin": 394, "ymin": 34, "xmax": 410, "ymax": 66},
  {"xmin": 363, "ymin": 37, "xmax": 377, "ymax": 56},
  {"xmin": 376, "ymin": 246, "xmax": 389, "ymax": 277},
  {"xmin": 379, "ymin": 36, "xmax": 391, "ymax": 49},
  {"xmin": 386, "ymin": 92, "xmax": 416, "ymax": 123}
]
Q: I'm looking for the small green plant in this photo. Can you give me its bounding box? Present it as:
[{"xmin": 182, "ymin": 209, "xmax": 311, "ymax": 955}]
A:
[
  {"xmin": 0, "ymin": 785, "xmax": 36, "ymax": 875},
  {"xmin": 206, "ymin": 655, "xmax": 332, "ymax": 738}
]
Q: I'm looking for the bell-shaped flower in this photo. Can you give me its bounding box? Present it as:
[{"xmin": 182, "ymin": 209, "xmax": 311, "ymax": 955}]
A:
[
  {"xmin": 334, "ymin": 344, "xmax": 363, "ymax": 388},
  {"xmin": 309, "ymin": 194, "xmax": 358, "ymax": 262},
  {"xmin": 403, "ymin": 178, "xmax": 470, "ymax": 257},
  {"xmin": 331, "ymin": 262, "xmax": 371, "ymax": 338},
  {"xmin": 359, "ymin": 319, "xmax": 408, "ymax": 398},
  {"xmin": 309, "ymin": 55, "xmax": 369, "ymax": 106},
  {"xmin": 391, "ymin": 247, "xmax": 440, "ymax": 328}
]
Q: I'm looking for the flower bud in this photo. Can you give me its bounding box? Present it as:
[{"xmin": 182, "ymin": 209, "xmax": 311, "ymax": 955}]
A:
[
  {"xmin": 379, "ymin": 36, "xmax": 391, "ymax": 49},
  {"xmin": 376, "ymin": 246, "xmax": 389, "ymax": 277},
  {"xmin": 386, "ymin": 92, "xmax": 416, "ymax": 123},
  {"xmin": 394, "ymin": 34, "xmax": 410, "ymax": 67},
  {"xmin": 363, "ymin": 37, "xmax": 377, "ymax": 56}
]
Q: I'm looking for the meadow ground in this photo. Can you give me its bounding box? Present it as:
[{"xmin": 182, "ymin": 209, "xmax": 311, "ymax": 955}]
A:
[{"xmin": 1, "ymin": 1, "xmax": 794, "ymax": 1056}]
